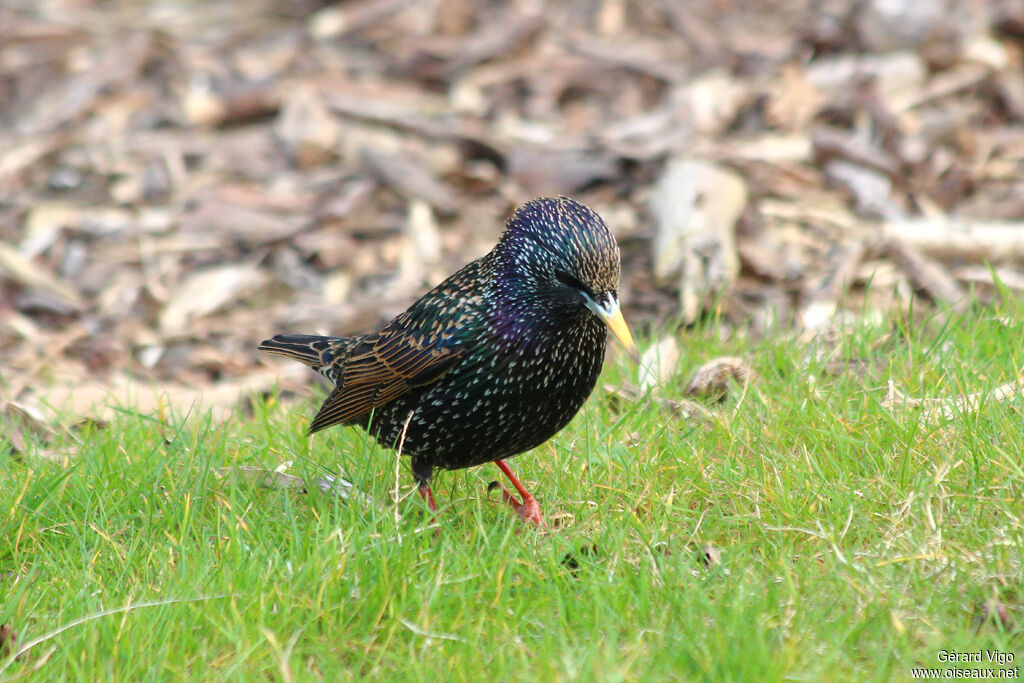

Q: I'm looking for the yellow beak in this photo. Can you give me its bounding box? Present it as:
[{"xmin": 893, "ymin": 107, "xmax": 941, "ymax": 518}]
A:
[{"xmin": 588, "ymin": 296, "xmax": 639, "ymax": 362}]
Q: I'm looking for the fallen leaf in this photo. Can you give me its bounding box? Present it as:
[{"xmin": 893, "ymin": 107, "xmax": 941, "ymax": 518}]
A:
[
  {"xmin": 159, "ymin": 263, "xmax": 266, "ymax": 333},
  {"xmin": 684, "ymin": 357, "xmax": 756, "ymax": 400},
  {"xmin": 274, "ymin": 86, "xmax": 341, "ymax": 168},
  {"xmin": 0, "ymin": 243, "xmax": 85, "ymax": 311},
  {"xmin": 637, "ymin": 338, "xmax": 680, "ymax": 394},
  {"xmin": 649, "ymin": 159, "xmax": 747, "ymax": 323}
]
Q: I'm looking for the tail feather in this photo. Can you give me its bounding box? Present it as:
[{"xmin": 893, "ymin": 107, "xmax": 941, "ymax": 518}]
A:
[{"xmin": 258, "ymin": 334, "xmax": 352, "ymax": 371}]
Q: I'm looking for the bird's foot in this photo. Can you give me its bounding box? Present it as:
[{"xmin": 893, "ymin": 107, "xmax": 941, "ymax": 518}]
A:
[
  {"xmin": 506, "ymin": 490, "xmax": 544, "ymax": 526},
  {"xmin": 488, "ymin": 471, "xmax": 545, "ymax": 527}
]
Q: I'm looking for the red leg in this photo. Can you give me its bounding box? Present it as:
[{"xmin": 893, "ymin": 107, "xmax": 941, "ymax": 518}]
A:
[
  {"xmin": 493, "ymin": 460, "xmax": 544, "ymax": 526},
  {"xmin": 417, "ymin": 481, "xmax": 442, "ymax": 534},
  {"xmin": 417, "ymin": 482, "xmax": 437, "ymax": 511}
]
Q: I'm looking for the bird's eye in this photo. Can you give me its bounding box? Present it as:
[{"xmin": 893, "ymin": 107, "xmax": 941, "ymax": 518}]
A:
[{"xmin": 555, "ymin": 269, "xmax": 592, "ymax": 296}]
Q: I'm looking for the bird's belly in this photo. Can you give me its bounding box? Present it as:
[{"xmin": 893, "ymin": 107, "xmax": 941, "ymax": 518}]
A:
[{"xmin": 367, "ymin": 344, "xmax": 605, "ymax": 471}]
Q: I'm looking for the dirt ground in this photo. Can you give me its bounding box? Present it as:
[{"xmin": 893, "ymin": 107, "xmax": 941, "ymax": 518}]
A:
[{"xmin": 2, "ymin": 0, "xmax": 1024, "ymax": 423}]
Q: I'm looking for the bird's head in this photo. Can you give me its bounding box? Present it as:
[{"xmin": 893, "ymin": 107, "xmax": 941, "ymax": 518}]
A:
[{"xmin": 495, "ymin": 197, "xmax": 638, "ymax": 360}]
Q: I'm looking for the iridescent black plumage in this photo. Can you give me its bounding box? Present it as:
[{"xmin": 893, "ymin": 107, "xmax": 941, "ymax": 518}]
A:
[{"xmin": 259, "ymin": 197, "xmax": 635, "ymax": 524}]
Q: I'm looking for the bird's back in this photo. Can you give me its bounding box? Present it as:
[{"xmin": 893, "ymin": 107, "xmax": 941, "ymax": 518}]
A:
[{"xmin": 259, "ymin": 257, "xmax": 492, "ymax": 432}]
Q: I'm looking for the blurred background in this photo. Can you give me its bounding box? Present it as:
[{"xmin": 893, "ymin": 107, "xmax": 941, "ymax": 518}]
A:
[{"xmin": 2, "ymin": 0, "xmax": 1023, "ymax": 420}]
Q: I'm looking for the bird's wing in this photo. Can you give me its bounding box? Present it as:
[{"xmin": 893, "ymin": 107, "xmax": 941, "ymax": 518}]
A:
[{"xmin": 308, "ymin": 313, "xmax": 467, "ymax": 433}]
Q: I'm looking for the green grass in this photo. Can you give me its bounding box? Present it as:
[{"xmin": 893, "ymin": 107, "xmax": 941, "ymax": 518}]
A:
[{"xmin": 3, "ymin": 302, "xmax": 1023, "ymax": 681}]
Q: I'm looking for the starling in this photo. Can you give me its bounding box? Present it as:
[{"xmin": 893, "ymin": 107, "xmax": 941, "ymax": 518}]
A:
[{"xmin": 259, "ymin": 197, "xmax": 636, "ymax": 525}]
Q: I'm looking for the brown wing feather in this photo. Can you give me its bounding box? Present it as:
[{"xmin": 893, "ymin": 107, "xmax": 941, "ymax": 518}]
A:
[{"xmin": 308, "ymin": 318, "xmax": 465, "ymax": 433}]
